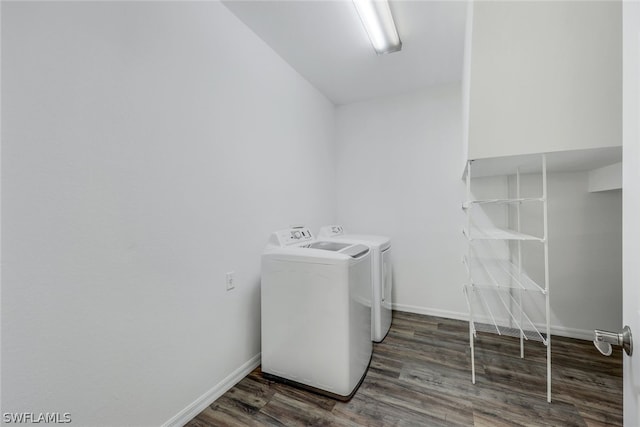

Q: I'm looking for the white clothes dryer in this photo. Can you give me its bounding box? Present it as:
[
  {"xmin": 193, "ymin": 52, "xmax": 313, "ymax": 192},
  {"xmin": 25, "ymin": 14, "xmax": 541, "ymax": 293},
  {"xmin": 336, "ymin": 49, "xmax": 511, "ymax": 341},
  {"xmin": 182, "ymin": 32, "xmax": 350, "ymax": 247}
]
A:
[
  {"xmin": 261, "ymin": 227, "xmax": 372, "ymax": 400},
  {"xmin": 318, "ymin": 225, "xmax": 392, "ymax": 342}
]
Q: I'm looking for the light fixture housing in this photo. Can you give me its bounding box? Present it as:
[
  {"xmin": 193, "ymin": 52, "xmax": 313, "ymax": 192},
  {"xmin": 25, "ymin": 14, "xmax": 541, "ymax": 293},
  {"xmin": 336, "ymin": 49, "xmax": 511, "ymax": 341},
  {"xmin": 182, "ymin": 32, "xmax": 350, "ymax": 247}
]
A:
[{"xmin": 353, "ymin": 0, "xmax": 402, "ymax": 55}]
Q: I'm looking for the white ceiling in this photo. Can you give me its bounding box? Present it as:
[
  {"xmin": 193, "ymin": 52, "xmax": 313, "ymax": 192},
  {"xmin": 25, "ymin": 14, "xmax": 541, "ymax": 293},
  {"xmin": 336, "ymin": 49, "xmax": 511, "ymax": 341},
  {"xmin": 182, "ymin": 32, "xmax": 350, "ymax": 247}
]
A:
[{"xmin": 222, "ymin": 0, "xmax": 468, "ymax": 105}]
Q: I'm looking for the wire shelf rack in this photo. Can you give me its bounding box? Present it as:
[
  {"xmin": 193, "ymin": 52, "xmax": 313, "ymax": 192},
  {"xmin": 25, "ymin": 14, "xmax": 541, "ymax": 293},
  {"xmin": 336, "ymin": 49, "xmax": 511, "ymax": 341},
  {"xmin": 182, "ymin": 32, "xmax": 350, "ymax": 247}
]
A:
[{"xmin": 463, "ymin": 154, "xmax": 551, "ymax": 402}]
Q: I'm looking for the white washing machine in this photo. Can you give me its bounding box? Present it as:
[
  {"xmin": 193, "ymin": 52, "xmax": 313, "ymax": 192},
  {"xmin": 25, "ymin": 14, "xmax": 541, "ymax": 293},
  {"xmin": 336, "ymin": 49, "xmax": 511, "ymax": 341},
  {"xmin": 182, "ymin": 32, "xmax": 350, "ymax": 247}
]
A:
[
  {"xmin": 261, "ymin": 227, "xmax": 372, "ymax": 400},
  {"xmin": 318, "ymin": 225, "xmax": 392, "ymax": 342}
]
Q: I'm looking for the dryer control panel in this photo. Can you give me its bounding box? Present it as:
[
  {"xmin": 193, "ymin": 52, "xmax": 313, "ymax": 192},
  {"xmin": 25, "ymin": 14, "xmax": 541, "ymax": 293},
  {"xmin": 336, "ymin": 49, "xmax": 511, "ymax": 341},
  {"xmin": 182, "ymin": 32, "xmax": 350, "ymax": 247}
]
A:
[
  {"xmin": 271, "ymin": 227, "xmax": 314, "ymax": 246},
  {"xmin": 319, "ymin": 225, "xmax": 345, "ymax": 237}
]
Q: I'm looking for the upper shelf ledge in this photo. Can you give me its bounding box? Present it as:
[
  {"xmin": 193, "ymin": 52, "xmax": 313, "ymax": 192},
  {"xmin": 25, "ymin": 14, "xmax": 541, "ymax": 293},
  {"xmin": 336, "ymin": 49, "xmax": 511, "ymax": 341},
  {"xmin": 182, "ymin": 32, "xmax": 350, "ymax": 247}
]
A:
[
  {"xmin": 462, "ymin": 147, "xmax": 622, "ymax": 179},
  {"xmin": 462, "ymin": 197, "xmax": 544, "ymax": 209}
]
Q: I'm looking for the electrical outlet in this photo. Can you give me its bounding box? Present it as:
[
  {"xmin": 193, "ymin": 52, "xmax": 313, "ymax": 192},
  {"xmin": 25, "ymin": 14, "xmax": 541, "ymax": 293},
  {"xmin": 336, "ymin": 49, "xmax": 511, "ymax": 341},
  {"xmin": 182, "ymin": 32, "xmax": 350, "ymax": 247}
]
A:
[{"xmin": 226, "ymin": 272, "xmax": 235, "ymax": 291}]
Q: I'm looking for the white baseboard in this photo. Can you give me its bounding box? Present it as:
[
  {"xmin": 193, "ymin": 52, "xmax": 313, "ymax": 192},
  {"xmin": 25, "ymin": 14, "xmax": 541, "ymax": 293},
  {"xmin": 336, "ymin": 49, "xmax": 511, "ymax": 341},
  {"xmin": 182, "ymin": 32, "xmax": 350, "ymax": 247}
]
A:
[
  {"xmin": 163, "ymin": 353, "xmax": 261, "ymax": 427},
  {"xmin": 392, "ymin": 304, "xmax": 593, "ymax": 341},
  {"xmin": 392, "ymin": 303, "xmax": 469, "ymax": 322}
]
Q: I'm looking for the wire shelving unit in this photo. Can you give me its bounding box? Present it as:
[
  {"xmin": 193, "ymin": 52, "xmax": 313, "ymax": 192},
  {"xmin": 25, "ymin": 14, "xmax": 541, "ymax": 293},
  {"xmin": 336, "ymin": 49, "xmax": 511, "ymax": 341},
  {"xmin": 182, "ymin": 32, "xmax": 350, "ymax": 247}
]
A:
[{"xmin": 463, "ymin": 154, "xmax": 551, "ymax": 403}]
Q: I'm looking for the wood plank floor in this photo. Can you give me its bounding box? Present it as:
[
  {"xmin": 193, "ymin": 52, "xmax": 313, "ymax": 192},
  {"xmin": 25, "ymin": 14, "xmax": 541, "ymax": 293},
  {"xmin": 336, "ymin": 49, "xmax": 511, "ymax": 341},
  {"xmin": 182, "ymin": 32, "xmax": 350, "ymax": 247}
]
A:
[{"xmin": 187, "ymin": 312, "xmax": 622, "ymax": 426}]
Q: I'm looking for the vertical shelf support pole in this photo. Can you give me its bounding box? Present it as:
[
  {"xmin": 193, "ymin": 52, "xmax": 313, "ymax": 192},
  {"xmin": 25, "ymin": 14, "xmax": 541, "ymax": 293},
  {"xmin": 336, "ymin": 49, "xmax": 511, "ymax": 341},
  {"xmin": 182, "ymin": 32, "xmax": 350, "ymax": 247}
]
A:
[
  {"xmin": 516, "ymin": 168, "xmax": 524, "ymax": 358},
  {"xmin": 542, "ymin": 154, "xmax": 551, "ymax": 403},
  {"xmin": 466, "ymin": 160, "xmax": 475, "ymax": 384}
]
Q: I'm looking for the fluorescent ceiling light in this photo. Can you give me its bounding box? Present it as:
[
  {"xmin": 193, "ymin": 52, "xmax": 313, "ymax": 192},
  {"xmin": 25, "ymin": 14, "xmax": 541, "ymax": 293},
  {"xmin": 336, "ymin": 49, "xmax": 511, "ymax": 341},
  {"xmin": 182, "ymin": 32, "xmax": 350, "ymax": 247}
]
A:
[{"xmin": 353, "ymin": 0, "xmax": 402, "ymax": 55}]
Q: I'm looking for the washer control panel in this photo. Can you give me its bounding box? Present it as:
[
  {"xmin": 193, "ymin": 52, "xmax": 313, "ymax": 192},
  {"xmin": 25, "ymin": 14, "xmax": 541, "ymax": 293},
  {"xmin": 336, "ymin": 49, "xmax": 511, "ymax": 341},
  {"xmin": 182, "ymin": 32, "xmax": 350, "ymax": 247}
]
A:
[{"xmin": 273, "ymin": 227, "xmax": 314, "ymax": 246}]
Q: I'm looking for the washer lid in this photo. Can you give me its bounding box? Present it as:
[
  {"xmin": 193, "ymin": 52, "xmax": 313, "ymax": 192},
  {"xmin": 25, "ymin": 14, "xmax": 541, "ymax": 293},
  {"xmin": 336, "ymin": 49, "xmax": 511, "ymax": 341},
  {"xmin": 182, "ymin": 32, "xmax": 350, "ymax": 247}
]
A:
[
  {"xmin": 325, "ymin": 234, "xmax": 391, "ymax": 250},
  {"xmin": 340, "ymin": 244, "xmax": 370, "ymax": 259},
  {"xmin": 317, "ymin": 226, "xmax": 390, "ymax": 249},
  {"xmin": 304, "ymin": 241, "xmax": 369, "ymax": 259},
  {"xmin": 306, "ymin": 241, "xmax": 351, "ymax": 251}
]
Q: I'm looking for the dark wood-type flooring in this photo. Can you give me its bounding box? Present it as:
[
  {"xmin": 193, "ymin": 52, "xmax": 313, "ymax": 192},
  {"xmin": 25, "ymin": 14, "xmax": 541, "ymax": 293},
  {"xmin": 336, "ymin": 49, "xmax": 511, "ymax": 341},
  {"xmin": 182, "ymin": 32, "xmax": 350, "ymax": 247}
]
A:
[{"xmin": 187, "ymin": 312, "xmax": 622, "ymax": 426}]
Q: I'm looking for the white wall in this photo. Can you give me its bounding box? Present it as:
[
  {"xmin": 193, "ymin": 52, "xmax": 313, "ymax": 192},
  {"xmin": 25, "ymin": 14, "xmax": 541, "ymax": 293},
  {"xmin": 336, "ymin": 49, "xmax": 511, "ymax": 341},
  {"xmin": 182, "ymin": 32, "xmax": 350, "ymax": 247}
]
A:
[
  {"xmin": 471, "ymin": 171, "xmax": 621, "ymax": 338},
  {"xmin": 334, "ymin": 84, "xmax": 468, "ymax": 319},
  {"xmin": 467, "ymin": 1, "xmax": 622, "ymax": 160},
  {"xmin": 460, "ymin": 0, "xmax": 623, "ymax": 338},
  {"xmin": 513, "ymin": 173, "xmax": 622, "ymax": 337},
  {"xmin": 460, "ymin": 0, "xmax": 474, "ymax": 172},
  {"xmin": 547, "ymin": 174, "xmax": 622, "ymax": 336},
  {"xmin": 1, "ymin": 2, "xmax": 335, "ymax": 426},
  {"xmin": 333, "ymin": 83, "xmax": 622, "ymax": 338}
]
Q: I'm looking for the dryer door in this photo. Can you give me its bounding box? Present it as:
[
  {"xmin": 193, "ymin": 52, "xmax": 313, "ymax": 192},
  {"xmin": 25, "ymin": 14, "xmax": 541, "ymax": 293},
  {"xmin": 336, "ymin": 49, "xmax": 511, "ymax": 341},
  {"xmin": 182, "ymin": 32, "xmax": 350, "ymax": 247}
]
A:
[
  {"xmin": 381, "ymin": 247, "xmax": 392, "ymax": 307},
  {"xmin": 380, "ymin": 246, "xmax": 393, "ymax": 339}
]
